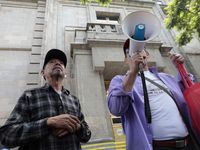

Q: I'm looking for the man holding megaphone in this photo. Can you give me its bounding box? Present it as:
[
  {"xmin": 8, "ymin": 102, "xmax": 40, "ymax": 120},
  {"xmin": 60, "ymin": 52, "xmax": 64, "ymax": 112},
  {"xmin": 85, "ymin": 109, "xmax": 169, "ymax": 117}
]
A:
[
  {"xmin": 107, "ymin": 11, "xmax": 200, "ymax": 150},
  {"xmin": 107, "ymin": 39, "xmax": 200, "ymax": 150}
]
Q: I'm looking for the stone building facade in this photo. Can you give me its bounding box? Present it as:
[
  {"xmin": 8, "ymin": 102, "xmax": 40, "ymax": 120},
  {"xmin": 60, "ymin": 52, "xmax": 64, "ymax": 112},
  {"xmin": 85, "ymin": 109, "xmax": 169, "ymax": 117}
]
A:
[{"xmin": 0, "ymin": 0, "xmax": 200, "ymax": 149}]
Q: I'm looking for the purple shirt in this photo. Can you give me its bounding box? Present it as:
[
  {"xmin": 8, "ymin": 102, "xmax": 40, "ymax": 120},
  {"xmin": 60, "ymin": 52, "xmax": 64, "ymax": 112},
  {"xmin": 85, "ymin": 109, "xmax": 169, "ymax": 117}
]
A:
[{"xmin": 107, "ymin": 67, "xmax": 200, "ymax": 150}]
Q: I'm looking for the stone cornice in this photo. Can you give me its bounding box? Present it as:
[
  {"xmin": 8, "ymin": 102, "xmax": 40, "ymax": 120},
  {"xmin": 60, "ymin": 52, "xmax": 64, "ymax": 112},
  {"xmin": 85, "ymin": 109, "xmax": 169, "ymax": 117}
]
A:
[
  {"xmin": 59, "ymin": 0, "xmax": 155, "ymax": 8},
  {"xmin": 0, "ymin": 47, "xmax": 31, "ymax": 51},
  {"xmin": 70, "ymin": 39, "xmax": 165, "ymax": 58},
  {"xmin": 0, "ymin": 1, "xmax": 38, "ymax": 9},
  {"xmin": 186, "ymin": 52, "xmax": 200, "ymax": 55},
  {"xmin": 159, "ymin": 45, "xmax": 173, "ymax": 57}
]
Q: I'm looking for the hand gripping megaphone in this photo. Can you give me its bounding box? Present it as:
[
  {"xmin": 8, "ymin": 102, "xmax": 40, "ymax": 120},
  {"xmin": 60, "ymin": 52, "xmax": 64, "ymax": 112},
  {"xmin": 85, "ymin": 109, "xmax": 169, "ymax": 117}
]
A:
[{"xmin": 122, "ymin": 11, "xmax": 161, "ymax": 58}]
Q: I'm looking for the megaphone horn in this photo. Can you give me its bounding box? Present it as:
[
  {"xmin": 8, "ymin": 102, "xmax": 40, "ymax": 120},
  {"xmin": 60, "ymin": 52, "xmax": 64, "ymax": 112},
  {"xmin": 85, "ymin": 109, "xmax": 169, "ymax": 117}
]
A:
[{"xmin": 122, "ymin": 11, "xmax": 161, "ymax": 57}]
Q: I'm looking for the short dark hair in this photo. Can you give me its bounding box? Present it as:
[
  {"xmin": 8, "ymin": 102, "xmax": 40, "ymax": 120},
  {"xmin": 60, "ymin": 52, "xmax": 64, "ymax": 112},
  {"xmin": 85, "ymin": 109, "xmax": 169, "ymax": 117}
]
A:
[{"xmin": 123, "ymin": 39, "xmax": 129, "ymax": 57}]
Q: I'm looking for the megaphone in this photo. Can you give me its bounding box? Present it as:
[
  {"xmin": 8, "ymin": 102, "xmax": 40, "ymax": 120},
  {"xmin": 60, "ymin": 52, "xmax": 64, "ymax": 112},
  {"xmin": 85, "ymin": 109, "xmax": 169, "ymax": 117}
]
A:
[{"xmin": 122, "ymin": 11, "xmax": 161, "ymax": 57}]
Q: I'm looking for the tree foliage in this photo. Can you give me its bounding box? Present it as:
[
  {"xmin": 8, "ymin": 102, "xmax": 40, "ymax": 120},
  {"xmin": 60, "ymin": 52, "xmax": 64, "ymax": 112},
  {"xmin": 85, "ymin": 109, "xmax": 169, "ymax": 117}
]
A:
[
  {"xmin": 80, "ymin": 0, "xmax": 112, "ymax": 6},
  {"xmin": 165, "ymin": 0, "xmax": 200, "ymax": 47}
]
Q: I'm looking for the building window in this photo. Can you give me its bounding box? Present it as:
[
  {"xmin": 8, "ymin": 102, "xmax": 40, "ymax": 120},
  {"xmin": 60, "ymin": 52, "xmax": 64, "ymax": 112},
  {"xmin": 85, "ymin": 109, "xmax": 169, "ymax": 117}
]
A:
[
  {"xmin": 157, "ymin": 1, "xmax": 163, "ymax": 4},
  {"xmin": 97, "ymin": 16, "xmax": 107, "ymax": 22},
  {"xmin": 97, "ymin": 16, "xmax": 119, "ymax": 24},
  {"xmin": 153, "ymin": 0, "xmax": 164, "ymax": 4},
  {"xmin": 109, "ymin": 17, "xmax": 119, "ymax": 23}
]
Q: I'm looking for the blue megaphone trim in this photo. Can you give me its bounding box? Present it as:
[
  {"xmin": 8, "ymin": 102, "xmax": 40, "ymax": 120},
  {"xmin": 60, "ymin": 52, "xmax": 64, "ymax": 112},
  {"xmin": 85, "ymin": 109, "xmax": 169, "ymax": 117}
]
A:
[{"xmin": 132, "ymin": 23, "xmax": 145, "ymax": 41}]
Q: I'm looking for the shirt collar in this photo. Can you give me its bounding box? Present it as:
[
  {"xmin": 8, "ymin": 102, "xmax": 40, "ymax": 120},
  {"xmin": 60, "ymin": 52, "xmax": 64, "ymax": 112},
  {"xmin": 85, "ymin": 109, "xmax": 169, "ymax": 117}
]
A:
[
  {"xmin": 125, "ymin": 67, "xmax": 158, "ymax": 76},
  {"xmin": 44, "ymin": 83, "xmax": 70, "ymax": 95}
]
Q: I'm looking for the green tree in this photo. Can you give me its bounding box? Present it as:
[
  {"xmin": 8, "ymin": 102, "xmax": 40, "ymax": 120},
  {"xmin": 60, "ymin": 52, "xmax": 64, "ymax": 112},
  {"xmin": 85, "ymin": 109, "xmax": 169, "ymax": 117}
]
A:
[
  {"xmin": 165, "ymin": 0, "xmax": 200, "ymax": 47},
  {"xmin": 80, "ymin": 0, "xmax": 112, "ymax": 6}
]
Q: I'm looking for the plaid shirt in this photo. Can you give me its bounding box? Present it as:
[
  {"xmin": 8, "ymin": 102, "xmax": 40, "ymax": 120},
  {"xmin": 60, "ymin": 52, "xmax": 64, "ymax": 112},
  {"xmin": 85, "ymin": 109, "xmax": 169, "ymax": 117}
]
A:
[{"xmin": 0, "ymin": 83, "xmax": 91, "ymax": 150}]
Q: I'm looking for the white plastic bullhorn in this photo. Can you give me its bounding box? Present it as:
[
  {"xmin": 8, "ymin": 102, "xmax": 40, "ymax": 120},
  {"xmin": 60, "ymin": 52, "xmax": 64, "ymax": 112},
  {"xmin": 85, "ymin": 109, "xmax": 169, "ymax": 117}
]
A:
[{"xmin": 122, "ymin": 11, "xmax": 161, "ymax": 57}]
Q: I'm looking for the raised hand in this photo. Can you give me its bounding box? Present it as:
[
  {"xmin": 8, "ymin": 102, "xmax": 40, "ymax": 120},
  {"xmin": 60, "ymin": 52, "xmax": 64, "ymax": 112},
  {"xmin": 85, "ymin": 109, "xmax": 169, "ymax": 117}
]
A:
[
  {"xmin": 126, "ymin": 52, "xmax": 145, "ymax": 74},
  {"xmin": 168, "ymin": 52, "xmax": 185, "ymax": 66}
]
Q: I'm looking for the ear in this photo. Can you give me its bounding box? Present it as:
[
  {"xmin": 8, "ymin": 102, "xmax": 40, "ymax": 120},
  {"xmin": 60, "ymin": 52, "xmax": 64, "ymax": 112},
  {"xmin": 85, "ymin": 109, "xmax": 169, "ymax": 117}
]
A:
[
  {"xmin": 41, "ymin": 70, "xmax": 45, "ymax": 77},
  {"xmin": 64, "ymin": 72, "xmax": 67, "ymax": 78}
]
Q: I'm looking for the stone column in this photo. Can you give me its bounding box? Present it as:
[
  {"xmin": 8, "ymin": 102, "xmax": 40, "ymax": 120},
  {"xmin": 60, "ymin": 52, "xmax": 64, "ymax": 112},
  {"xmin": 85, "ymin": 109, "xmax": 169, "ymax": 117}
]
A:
[{"xmin": 74, "ymin": 49, "xmax": 113, "ymax": 142}]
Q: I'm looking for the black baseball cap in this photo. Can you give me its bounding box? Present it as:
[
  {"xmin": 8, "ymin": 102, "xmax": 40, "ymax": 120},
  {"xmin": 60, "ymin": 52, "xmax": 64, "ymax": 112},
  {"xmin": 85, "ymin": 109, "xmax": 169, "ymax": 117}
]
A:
[{"xmin": 43, "ymin": 49, "xmax": 67, "ymax": 70}]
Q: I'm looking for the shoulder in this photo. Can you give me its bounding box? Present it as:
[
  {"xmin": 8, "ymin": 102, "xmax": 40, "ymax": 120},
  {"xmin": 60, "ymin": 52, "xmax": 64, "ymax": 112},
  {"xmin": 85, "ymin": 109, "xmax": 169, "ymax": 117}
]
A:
[
  {"xmin": 159, "ymin": 72, "xmax": 176, "ymax": 79},
  {"xmin": 61, "ymin": 86, "xmax": 80, "ymax": 103},
  {"xmin": 21, "ymin": 86, "xmax": 46, "ymax": 99},
  {"xmin": 108, "ymin": 75, "xmax": 126, "ymax": 91},
  {"xmin": 158, "ymin": 72, "xmax": 178, "ymax": 84},
  {"xmin": 149, "ymin": 67, "xmax": 175, "ymax": 79},
  {"xmin": 111, "ymin": 75, "xmax": 126, "ymax": 83},
  {"xmin": 63, "ymin": 92, "xmax": 80, "ymax": 105},
  {"xmin": 68, "ymin": 94, "xmax": 79, "ymax": 101}
]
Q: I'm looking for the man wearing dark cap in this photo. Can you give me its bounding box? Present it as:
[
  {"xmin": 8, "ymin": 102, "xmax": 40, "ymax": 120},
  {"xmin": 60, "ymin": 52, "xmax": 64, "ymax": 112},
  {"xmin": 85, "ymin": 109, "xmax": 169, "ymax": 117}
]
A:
[
  {"xmin": 0, "ymin": 49, "xmax": 91, "ymax": 150},
  {"xmin": 107, "ymin": 39, "xmax": 200, "ymax": 150}
]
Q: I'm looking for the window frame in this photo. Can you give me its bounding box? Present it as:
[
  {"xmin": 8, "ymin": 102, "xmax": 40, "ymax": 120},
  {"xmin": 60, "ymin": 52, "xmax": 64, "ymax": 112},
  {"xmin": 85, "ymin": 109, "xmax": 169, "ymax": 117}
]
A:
[{"xmin": 96, "ymin": 15, "xmax": 120, "ymax": 24}]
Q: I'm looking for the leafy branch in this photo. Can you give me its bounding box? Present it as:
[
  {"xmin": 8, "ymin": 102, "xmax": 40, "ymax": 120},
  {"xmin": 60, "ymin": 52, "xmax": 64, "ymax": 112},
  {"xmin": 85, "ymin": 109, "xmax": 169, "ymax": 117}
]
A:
[{"xmin": 165, "ymin": 0, "xmax": 200, "ymax": 46}]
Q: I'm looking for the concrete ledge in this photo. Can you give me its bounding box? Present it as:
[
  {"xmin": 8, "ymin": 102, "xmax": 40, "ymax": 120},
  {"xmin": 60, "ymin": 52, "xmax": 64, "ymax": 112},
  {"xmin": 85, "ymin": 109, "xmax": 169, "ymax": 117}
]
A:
[
  {"xmin": 0, "ymin": 47, "xmax": 31, "ymax": 51},
  {"xmin": 186, "ymin": 52, "xmax": 200, "ymax": 55},
  {"xmin": 33, "ymin": 32, "xmax": 43, "ymax": 39},
  {"xmin": 36, "ymin": 18, "xmax": 44, "ymax": 25},
  {"xmin": 38, "ymin": 6, "xmax": 45, "ymax": 12},
  {"xmin": 159, "ymin": 45, "xmax": 173, "ymax": 57},
  {"xmin": 28, "ymin": 64, "xmax": 40, "ymax": 74},
  {"xmin": 0, "ymin": 1, "xmax": 37, "ymax": 9},
  {"xmin": 38, "ymin": 1, "xmax": 46, "ymax": 5},
  {"xmin": 32, "ymin": 39, "xmax": 42, "ymax": 46},
  {"xmin": 92, "ymin": 48, "xmax": 105, "ymax": 73},
  {"xmin": 35, "ymin": 25, "xmax": 44, "ymax": 31},
  {"xmin": 30, "ymin": 54, "xmax": 41, "ymax": 64},
  {"xmin": 31, "ymin": 47, "xmax": 42, "ymax": 54},
  {"xmin": 36, "ymin": 12, "xmax": 45, "ymax": 18},
  {"xmin": 27, "ymin": 74, "xmax": 39, "ymax": 85}
]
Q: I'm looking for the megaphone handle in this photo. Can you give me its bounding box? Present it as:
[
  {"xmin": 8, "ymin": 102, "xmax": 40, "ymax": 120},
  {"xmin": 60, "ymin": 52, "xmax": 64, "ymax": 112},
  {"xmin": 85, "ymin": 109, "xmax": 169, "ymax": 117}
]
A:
[{"xmin": 139, "ymin": 63, "xmax": 143, "ymax": 70}]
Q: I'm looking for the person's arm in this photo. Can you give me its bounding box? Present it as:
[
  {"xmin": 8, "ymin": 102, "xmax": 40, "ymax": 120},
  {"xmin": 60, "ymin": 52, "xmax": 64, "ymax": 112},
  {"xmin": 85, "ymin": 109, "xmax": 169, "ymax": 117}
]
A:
[
  {"xmin": 75, "ymin": 110, "xmax": 91, "ymax": 143},
  {"xmin": 72, "ymin": 99, "xmax": 91, "ymax": 143},
  {"xmin": 123, "ymin": 52, "xmax": 145, "ymax": 93},
  {"xmin": 168, "ymin": 52, "xmax": 195, "ymax": 91},
  {"xmin": 123, "ymin": 71, "xmax": 138, "ymax": 93},
  {"xmin": 107, "ymin": 76, "xmax": 133, "ymax": 116},
  {"xmin": 107, "ymin": 51, "xmax": 145, "ymax": 116},
  {"xmin": 177, "ymin": 70, "xmax": 195, "ymax": 92},
  {"xmin": 0, "ymin": 92, "xmax": 50, "ymax": 148}
]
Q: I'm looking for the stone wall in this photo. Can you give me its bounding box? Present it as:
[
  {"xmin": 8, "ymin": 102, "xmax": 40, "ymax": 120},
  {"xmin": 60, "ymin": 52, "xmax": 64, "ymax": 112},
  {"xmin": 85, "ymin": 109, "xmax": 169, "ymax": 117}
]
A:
[
  {"xmin": 0, "ymin": 1, "xmax": 37, "ymax": 126},
  {"xmin": 0, "ymin": 0, "xmax": 200, "ymax": 149},
  {"xmin": 0, "ymin": 50, "xmax": 30, "ymax": 125}
]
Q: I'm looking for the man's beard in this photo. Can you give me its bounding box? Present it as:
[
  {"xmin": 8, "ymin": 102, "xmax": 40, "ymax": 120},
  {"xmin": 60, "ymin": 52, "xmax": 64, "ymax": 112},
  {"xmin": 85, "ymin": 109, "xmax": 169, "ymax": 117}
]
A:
[{"xmin": 52, "ymin": 70, "xmax": 63, "ymax": 78}]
